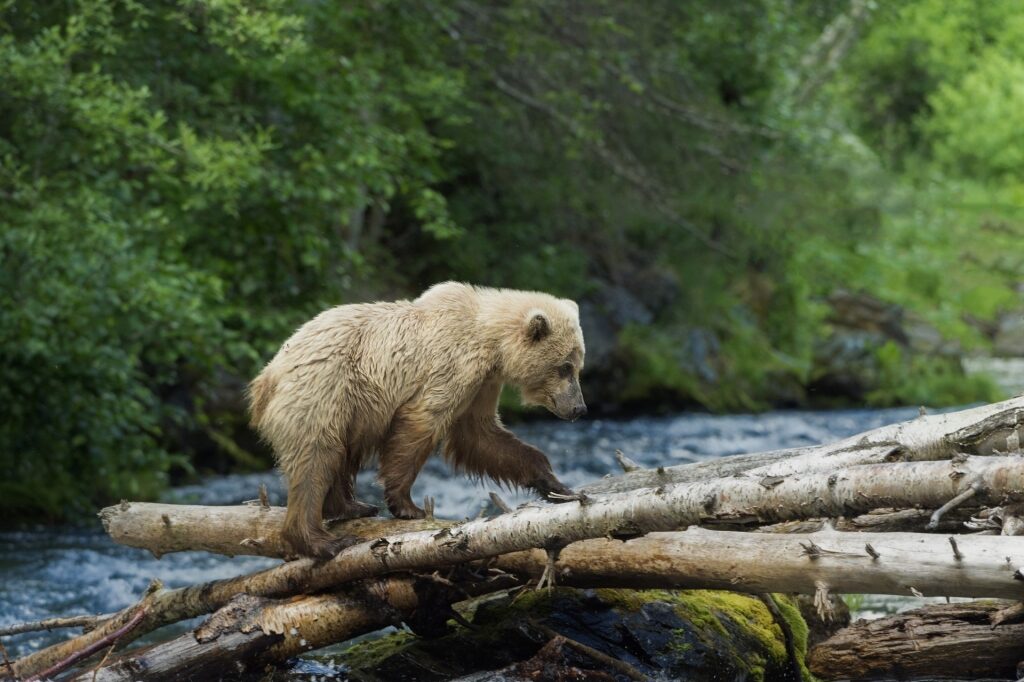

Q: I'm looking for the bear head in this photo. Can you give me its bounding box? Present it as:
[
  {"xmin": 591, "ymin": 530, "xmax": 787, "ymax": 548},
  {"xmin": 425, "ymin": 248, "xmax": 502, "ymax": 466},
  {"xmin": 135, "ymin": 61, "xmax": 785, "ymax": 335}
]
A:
[{"xmin": 500, "ymin": 298, "xmax": 587, "ymax": 421}]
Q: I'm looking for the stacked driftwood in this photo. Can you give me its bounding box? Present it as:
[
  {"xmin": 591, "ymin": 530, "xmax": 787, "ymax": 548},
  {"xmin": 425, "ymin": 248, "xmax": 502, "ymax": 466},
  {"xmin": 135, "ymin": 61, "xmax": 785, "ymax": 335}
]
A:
[{"xmin": 6, "ymin": 398, "xmax": 1024, "ymax": 680}]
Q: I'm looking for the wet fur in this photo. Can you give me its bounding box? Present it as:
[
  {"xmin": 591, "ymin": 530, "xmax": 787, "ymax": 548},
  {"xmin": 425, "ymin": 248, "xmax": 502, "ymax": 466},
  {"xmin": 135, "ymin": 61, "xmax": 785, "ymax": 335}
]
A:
[{"xmin": 249, "ymin": 282, "xmax": 585, "ymax": 558}]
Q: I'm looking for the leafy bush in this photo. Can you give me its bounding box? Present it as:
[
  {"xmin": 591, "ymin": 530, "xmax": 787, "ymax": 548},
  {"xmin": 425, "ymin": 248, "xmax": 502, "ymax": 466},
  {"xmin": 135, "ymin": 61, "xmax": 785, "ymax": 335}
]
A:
[{"xmin": 0, "ymin": 0, "xmax": 463, "ymax": 518}]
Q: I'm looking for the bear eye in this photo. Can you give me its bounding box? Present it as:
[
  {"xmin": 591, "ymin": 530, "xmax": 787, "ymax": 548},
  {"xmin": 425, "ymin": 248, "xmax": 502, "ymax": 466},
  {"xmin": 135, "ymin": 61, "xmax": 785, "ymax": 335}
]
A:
[{"xmin": 558, "ymin": 363, "xmax": 574, "ymax": 378}]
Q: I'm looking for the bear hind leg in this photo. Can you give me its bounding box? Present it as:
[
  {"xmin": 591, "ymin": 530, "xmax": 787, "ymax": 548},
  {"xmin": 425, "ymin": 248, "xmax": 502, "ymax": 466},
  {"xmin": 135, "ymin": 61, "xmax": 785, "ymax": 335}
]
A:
[
  {"xmin": 282, "ymin": 448, "xmax": 360, "ymax": 559},
  {"xmin": 323, "ymin": 459, "xmax": 379, "ymax": 522},
  {"xmin": 379, "ymin": 407, "xmax": 438, "ymax": 520}
]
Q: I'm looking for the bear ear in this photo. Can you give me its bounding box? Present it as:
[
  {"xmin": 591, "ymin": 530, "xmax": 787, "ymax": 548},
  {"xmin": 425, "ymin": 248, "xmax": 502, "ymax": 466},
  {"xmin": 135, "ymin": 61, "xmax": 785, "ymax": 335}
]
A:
[{"xmin": 526, "ymin": 309, "xmax": 550, "ymax": 342}]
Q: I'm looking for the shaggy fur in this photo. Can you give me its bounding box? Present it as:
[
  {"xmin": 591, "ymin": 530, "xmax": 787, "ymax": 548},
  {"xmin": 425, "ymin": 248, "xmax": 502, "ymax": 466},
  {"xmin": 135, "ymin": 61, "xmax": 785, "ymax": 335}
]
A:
[{"xmin": 249, "ymin": 282, "xmax": 587, "ymax": 558}]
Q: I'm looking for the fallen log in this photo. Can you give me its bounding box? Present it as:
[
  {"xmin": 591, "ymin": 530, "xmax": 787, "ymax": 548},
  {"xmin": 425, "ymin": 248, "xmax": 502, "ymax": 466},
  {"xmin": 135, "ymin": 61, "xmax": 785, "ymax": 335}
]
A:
[
  {"xmin": 808, "ymin": 600, "xmax": 1024, "ymax": 680},
  {"xmin": 98, "ymin": 502, "xmax": 449, "ymax": 559},
  {"xmin": 71, "ymin": 575, "xmax": 493, "ymax": 682},
  {"xmin": 56, "ymin": 524, "xmax": 1024, "ymax": 682},
  {"xmin": 584, "ymin": 396, "xmax": 1024, "ymax": 494},
  {"xmin": 758, "ymin": 507, "xmax": 979, "ymax": 534},
  {"xmin": 17, "ymin": 455, "xmax": 1024, "ymax": 679},
  {"xmin": 99, "ymin": 503, "xmax": 1024, "ymax": 600},
  {"xmin": 101, "ymin": 500, "xmax": 982, "ymax": 565},
  {"xmin": 498, "ymin": 528, "xmax": 1024, "ymax": 600},
  {"xmin": 102, "ymin": 455, "xmax": 1024, "ymax": 562}
]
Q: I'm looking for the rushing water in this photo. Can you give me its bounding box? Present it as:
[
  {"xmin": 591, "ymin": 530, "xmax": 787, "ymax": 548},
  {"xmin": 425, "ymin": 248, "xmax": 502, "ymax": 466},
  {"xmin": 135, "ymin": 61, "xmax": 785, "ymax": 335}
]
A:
[{"xmin": 0, "ymin": 406, "xmax": 932, "ymax": 661}]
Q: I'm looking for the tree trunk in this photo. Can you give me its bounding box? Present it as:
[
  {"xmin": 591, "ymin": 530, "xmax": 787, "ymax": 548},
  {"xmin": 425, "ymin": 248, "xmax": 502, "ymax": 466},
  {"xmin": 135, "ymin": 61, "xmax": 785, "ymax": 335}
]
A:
[
  {"xmin": 808, "ymin": 600, "xmax": 1024, "ymax": 680},
  {"xmin": 102, "ymin": 455, "xmax": 1024, "ymax": 562},
  {"xmin": 98, "ymin": 501, "xmax": 449, "ymax": 559},
  {"xmin": 99, "ymin": 502, "xmax": 1024, "ymax": 600},
  {"xmin": 72, "ymin": 579, "xmax": 422, "ymax": 682},
  {"xmin": 498, "ymin": 528, "xmax": 1024, "ymax": 600},
  {"xmin": 583, "ymin": 396, "xmax": 1024, "ymax": 494}
]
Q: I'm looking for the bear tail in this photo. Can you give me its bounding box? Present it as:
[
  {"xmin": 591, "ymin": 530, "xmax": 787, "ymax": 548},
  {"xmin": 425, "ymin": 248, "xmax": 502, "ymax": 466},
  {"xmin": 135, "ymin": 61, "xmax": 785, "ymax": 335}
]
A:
[{"xmin": 247, "ymin": 372, "xmax": 276, "ymax": 430}]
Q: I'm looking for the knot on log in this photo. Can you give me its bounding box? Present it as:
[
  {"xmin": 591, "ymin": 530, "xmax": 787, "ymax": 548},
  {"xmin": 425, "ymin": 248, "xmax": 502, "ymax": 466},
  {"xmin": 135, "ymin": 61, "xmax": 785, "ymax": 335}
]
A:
[
  {"xmin": 370, "ymin": 538, "xmax": 390, "ymax": 564},
  {"xmin": 801, "ymin": 540, "xmax": 822, "ymax": 559},
  {"xmin": 196, "ymin": 595, "xmax": 266, "ymax": 643}
]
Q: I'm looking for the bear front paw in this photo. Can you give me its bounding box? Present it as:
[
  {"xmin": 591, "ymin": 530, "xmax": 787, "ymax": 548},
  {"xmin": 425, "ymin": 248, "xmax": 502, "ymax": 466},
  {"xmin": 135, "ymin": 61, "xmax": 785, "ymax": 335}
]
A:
[
  {"xmin": 532, "ymin": 478, "xmax": 583, "ymax": 503},
  {"xmin": 545, "ymin": 488, "xmax": 586, "ymax": 504}
]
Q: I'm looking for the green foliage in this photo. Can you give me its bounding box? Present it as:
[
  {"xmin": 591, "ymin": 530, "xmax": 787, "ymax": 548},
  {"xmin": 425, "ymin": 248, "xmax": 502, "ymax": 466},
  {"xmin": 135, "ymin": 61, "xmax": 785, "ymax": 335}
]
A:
[
  {"xmin": 866, "ymin": 341, "xmax": 1002, "ymax": 408},
  {"xmin": 927, "ymin": 53, "xmax": 1024, "ymax": 179},
  {"xmin": 0, "ymin": 191, "xmax": 215, "ymax": 516},
  {"xmin": 0, "ymin": 0, "xmax": 464, "ymax": 519},
  {"xmin": 3, "ymin": 0, "xmax": 1021, "ymax": 519},
  {"xmin": 841, "ymin": 593, "xmax": 866, "ymax": 613},
  {"xmin": 842, "ymin": 0, "xmax": 1024, "ymax": 159}
]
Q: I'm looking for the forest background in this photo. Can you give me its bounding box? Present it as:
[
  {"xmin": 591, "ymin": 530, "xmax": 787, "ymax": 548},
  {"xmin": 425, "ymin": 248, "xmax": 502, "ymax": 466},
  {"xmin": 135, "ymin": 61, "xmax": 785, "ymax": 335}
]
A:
[{"xmin": 3, "ymin": 0, "xmax": 1023, "ymax": 519}]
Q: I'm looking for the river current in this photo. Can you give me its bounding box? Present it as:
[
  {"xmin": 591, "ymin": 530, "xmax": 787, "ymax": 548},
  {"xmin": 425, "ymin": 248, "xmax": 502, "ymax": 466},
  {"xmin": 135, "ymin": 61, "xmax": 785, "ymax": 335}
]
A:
[{"xmin": 0, "ymin": 406, "xmax": 928, "ymax": 661}]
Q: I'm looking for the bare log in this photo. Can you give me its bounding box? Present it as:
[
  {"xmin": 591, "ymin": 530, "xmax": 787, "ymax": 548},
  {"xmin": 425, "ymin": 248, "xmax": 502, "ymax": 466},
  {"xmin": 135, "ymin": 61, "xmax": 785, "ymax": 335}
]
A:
[
  {"xmin": 497, "ymin": 528, "xmax": 1024, "ymax": 599},
  {"xmin": 18, "ymin": 455, "xmax": 1024, "ymax": 680},
  {"xmin": 104, "ymin": 503, "xmax": 1024, "ymax": 599},
  {"xmin": 72, "ymin": 579, "xmax": 420, "ymax": 682},
  {"xmin": 98, "ymin": 503, "xmax": 448, "ymax": 559},
  {"xmin": 102, "ymin": 455, "xmax": 1024, "ymax": 563},
  {"xmin": 583, "ymin": 396, "xmax": 1024, "ymax": 494},
  {"xmin": 97, "ymin": 493, "xmax": 1024, "ymax": 602},
  {"xmin": 104, "ymin": 497, "xmax": 1024, "ymax": 597},
  {"xmin": 0, "ymin": 614, "xmax": 112, "ymax": 638},
  {"xmin": 808, "ymin": 600, "xmax": 1024, "ymax": 680},
  {"xmin": 757, "ymin": 507, "xmax": 978, "ymax": 534}
]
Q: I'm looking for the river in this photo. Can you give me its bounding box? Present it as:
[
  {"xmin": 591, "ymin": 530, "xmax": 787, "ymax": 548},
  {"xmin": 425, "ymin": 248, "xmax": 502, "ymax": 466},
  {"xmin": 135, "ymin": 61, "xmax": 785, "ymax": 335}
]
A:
[{"xmin": 0, "ymin": 406, "xmax": 936, "ymax": 666}]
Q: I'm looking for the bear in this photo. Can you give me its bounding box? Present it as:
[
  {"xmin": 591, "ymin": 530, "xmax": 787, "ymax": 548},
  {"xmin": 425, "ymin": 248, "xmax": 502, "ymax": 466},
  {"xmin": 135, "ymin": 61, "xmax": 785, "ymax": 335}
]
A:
[{"xmin": 248, "ymin": 282, "xmax": 586, "ymax": 558}]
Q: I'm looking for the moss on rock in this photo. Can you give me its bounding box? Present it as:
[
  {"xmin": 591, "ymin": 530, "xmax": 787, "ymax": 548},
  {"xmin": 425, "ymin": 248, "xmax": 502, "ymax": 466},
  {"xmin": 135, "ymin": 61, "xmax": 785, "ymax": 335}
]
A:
[{"xmin": 335, "ymin": 588, "xmax": 813, "ymax": 681}]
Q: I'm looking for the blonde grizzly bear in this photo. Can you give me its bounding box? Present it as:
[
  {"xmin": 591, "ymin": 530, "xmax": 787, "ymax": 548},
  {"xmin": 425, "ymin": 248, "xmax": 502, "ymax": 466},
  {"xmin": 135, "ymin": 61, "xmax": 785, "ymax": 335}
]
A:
[{"xmin": 249, "ymin": 282, "xmax": 586, "ymax": 558}]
